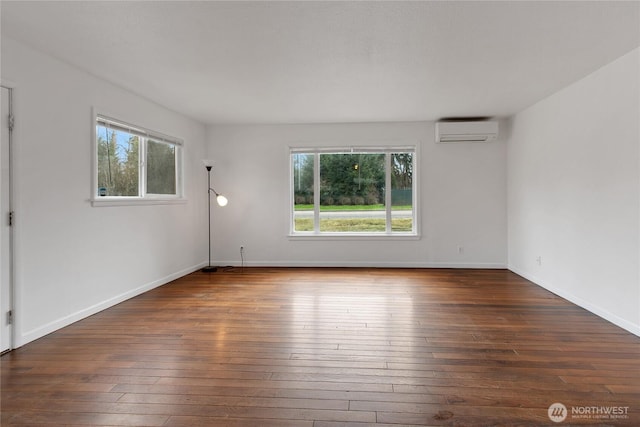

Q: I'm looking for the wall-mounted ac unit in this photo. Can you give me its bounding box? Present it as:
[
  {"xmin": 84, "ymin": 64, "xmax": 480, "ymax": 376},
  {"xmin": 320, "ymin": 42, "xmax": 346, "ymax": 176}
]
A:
[{"xmin": 435, "ymin": 121, "xmax": 498, "ymax": 143}]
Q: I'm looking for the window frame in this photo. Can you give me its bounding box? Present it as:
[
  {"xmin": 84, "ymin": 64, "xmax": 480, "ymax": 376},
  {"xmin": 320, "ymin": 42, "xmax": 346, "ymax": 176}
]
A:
[
  {"xmin": 289, "ymin": 145, "xmax": 419, "ymax": 239},
  {"xmin": 91, "ymin": 111, "xmax": 185, "ymax": 207}
]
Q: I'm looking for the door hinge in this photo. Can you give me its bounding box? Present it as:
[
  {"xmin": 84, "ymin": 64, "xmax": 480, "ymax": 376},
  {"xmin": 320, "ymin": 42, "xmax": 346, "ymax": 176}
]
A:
[
  {"xmin": 8, "ymin": 114, "xmax": 14, "ymax": 132},
  {"xmin": 8, "ymin": 211, "xmax": 13, "ymax": 227},
  {"xmin": 6, "ymin": 310, "xmax": 13, "ymax": 325}
]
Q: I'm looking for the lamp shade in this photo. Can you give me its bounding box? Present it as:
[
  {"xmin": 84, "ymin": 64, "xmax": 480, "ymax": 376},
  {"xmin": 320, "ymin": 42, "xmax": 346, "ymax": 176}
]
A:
[{"xmin": 216, "ymin": 194, "xmax": 228, "ymax": 207}]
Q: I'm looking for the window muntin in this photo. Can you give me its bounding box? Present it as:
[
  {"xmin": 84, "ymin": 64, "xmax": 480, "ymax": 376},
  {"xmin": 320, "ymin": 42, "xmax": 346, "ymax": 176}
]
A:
[
  {"xmin": 95, "ymin": 115, "xmax": 182, "ymax": 201},
  {"xmin": 291, "ymin": 148, "xmax": 416, "ymax": 236}
]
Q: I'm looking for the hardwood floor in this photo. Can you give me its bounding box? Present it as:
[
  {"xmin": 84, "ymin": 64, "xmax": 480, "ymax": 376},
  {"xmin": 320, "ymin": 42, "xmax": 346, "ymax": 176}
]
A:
[{"xmin": 2, "ymin": 268, "xmax": 639, "ymax": 426}]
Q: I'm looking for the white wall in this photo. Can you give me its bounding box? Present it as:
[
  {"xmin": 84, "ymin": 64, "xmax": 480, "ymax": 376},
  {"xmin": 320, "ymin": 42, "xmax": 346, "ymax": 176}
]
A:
[
  {"xmin": 1, "ymin": 37, "xmax": 208, "ymax": 347},
  {"xmin": 207, "ymin": 121, "xmax": 507, "ymax": 268},
  {"xmin": 508, "ymin": 48, "xmax": 640, "ymax": 336}
]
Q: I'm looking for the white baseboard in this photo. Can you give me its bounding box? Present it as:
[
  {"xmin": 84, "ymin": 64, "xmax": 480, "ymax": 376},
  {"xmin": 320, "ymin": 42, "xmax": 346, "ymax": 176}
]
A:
[
  {"xmin": 218, "ymin": 260, "xmax": 507, "ymax": 269},
  {"xmin": 17, "ymin": 263, "xmax": 206, "ymax": 347},
  {"xmin": 509, "ymin": 264, "xmax": 640, "ymax": 337}
]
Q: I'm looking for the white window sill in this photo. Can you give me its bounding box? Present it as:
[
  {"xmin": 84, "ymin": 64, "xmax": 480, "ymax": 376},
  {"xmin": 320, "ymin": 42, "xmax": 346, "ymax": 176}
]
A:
[
  {"xmin": 91, "ymin": 197, "xmax": 187, "ymax": 207},
  {"xmin": 288, "ymin": 233, "xmax": 420, "ymax": 241}
]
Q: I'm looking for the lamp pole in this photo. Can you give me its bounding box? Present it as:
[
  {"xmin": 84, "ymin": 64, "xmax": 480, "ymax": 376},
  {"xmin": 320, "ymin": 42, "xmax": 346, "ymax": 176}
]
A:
[{"xmin": 203, "ymin": 165, "xmax": 217, "ymax": 273}]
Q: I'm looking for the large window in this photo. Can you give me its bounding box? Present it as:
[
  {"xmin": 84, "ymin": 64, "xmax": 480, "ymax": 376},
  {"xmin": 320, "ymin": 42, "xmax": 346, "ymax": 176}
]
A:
[
  {"xmin": 94, "ymin": 115, "xmax": 183, "ymax": 204},
  {"xmin": 291, "ymin": 147, "xmax": 417, "ymax": 236}
]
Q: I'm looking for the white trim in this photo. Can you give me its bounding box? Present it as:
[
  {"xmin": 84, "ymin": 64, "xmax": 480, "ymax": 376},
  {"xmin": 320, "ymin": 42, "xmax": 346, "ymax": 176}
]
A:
[
  {"xmin": 411, "ymin": 146, "xmax": 420, "ymax": 236},
  {"xmin": 1, "ymin": 85, "xmax": 15, "ymax": 352},
  {"xmin": 91, "ymin": 107, "xmax": 99, "ymax": 202},
  {"xmin": 290, "ymin": 146, "xmax": 416, "ymax": 154},
  {"xmin": 216, "ymin": 260, "xmax": 506, "ymax": 269},
  {"xmin": 385, "ymin": 153, "xmax": 392, "ymax": 233},
  {"xmin": 508, "ymin": 264, "xmax": 640, "ymax": 337},
  {"xmin": 90, "ymin": 197, "xmax": 187, "ymax": 207},
  {"xmin": 288, "ymin": 233, "xmax": 420, "ymax": 241},
  {"xmin": 313, "ymin": 153, "xmax": 320, "ymax": 232},
  {"xmin": 16, "ymin": 263, "xmax": 204, "ymax": 347},
  {"xmin": 4, "ymin": 83, "xmax": 21, "ymax": 353}
]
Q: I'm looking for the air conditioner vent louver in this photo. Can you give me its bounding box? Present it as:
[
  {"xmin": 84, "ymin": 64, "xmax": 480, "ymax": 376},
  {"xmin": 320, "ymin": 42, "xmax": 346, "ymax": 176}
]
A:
[{"xmin": 436, "ymin": 121, "xmax": 498, "ymax": 143}]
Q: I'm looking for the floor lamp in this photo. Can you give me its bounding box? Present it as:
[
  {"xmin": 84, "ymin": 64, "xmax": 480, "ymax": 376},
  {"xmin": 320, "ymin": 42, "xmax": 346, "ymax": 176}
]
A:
[{"xmin": 202, "ymin": 160, "xmax": 228, "ymax": 273}]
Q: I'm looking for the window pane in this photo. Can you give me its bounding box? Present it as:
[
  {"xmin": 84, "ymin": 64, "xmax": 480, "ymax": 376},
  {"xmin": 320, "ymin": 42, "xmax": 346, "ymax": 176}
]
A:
[
  {"xmin": 290, "ymin": 148, "xmax": 416, "ymax": 236},
  {"xmin": 96, "ymin": 124, "xmax": 139, "ymax": 197},
  {"xmin": 391, "ymin": 152, "xmax": 413, "ymax": 232},
  {"xmin": 319, "ymin": 153, "xmax": 385, "ymax": 233},
  {"xmin": 293, "ymin": 153, "xmax": 314, "ymax": 231},
  {"xmin": 146, "ymin": 139, "xmax": 176, "ymax": 195}
]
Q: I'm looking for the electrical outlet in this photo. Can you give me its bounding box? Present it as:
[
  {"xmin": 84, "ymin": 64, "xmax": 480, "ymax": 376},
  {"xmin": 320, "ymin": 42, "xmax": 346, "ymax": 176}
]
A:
[
  {"xmin": 536, "ymin": 256, "xmax": 542, "ymax": 266},
  {"xmin": 457, "ymin": 246, "xmax": 464, "ymax": 255}
]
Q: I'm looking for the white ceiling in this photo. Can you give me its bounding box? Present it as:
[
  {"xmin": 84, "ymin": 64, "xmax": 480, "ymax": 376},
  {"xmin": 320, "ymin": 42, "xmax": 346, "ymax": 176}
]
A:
[{"xmin": 2, "ymin": 1, "xmax": 639, "ymax": 125}]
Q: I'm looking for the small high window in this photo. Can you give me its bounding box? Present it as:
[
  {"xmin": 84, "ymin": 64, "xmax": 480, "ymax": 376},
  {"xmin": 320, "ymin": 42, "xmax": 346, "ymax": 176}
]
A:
[{"xmin": 93, "ymin": 115, "xmax": 183, "ymax": 205}]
